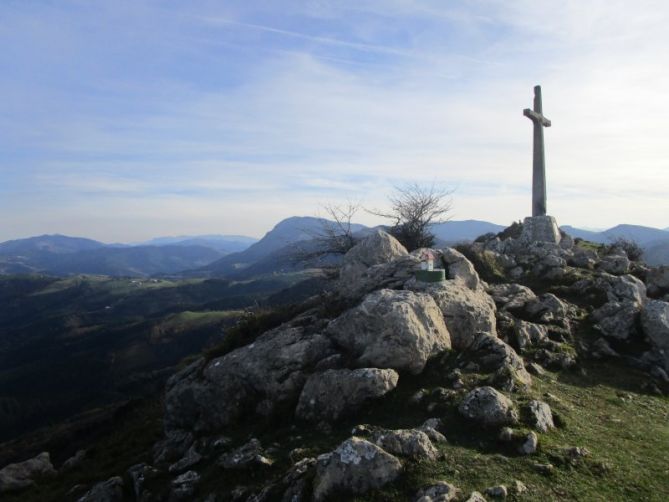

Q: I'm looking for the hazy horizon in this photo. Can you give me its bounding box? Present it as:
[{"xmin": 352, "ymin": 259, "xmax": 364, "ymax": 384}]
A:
[{"xmin": 2, "ymin": 1, "xmax": 668, "ymax": 242}]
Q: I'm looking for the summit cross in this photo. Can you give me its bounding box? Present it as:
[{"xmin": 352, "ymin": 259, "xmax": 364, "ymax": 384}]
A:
[{"xmin": 523, "ymin": 85, "xmax": 551, "ymax": 217}]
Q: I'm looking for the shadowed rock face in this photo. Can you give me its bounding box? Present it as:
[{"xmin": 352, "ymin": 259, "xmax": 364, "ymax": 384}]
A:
[
  {"xmin": 641, "ymin": 300, "xmax": 669, "ymax": 371},
  {"xmin": 164, "ymin": 327, "xmax": 337, "ymax": 433},
  {"xmin": 325, "ymin": 288, "xmax": 451, "ymax": 375},
  {"xmin": 458, "ymin": 386, "xmax": 519, "ymax": 428},
  {"xmin": 313, "ymin": 437, "xmax": 402, "ymax": 501},
  {"xmin": 0, "ymin": 452, "xmax": 56, "ymax": 494},
  {"xmin": 407, "ymin": 279, "xmax": 497, "ymax": 350},
  {"xmin": 296, "ymin": 368, "xmax": 399, "ymax": 423}
]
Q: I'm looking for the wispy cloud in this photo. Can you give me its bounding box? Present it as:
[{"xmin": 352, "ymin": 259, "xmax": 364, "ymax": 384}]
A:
[{"xmin": 1, "ymin": 0, "xmax": 668, "ymax": 241}]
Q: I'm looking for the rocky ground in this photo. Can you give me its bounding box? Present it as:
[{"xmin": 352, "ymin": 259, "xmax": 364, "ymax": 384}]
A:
[{"xmin": 2, "ymin": 226, "xmax": 668, "ymax": 501}]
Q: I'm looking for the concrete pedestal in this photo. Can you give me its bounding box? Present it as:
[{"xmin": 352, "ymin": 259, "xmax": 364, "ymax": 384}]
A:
[{"xmin": 519, "ymin": 215, "xmax": 561, "ymax": 244}]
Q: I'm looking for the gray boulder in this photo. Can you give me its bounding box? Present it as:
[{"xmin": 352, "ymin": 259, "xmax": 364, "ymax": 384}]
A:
[
  {"xmin": 407, "ymin": 280, "xmax": 497, "ymax": 350},
  {"xmin": 296, "ymin": 368, "xmax": 399, "ymax": 422},
  {"xmin": 164, "ymin": 326, "xmax": 337, "ymax": 432},
  {"xmin": 518, "ymin": 431, "xmax": 539, "ymax": 455},
  {"xmin": 326, "ymin": 289, "xmax": 451, "ymax": 375},
  {"xmin": 465, "ymin": 491, "xmax": 488, "ymax": 502},
  {"xmin": 592, "ymin": 301, "xmax": 641, "ymax": 340},
  {"xmin": 339, "ymin": 230, "xmax": 409, "ymax": 296},
  {"xmin": 513, "ymin": 319, "xmax": 548, "ymax": 351},
  {"xmin": 458, "ymin": 387, "xmax": 518, "ymax": 428},
  {"xmin": 218, "ymin": 438, "xmax": 273, "ymax": 470},
  {"xmin": 526, "ymin": 400, "xmax": 555, "ymax": 432},
  {"xmin": 440, "ymin": 247, "xmax": 482, "ymax": 290},
  {"xmin": 599, "ymin": 253, "xmax": 631, "ymax": 275},
  {"xmin": 171, "ymin": 470, "xmax": 200, "ymax": 500},
  {"xmin": 77, "ymin": 476, "xmax": 124, "ymax": 502},
  {"xmin": 487, "ymin": 283, "xmax": 537, "ymax": 311},
  {"xmin": 0, "ymin": 452, "xmax": 56, "ymax": 493},
  {"xmin": 604, "ymin": 274, "xmax": 647, "ymax": 304},
  {"xmin": 468, "ymin": 333, "xmax": 532, "ymax": 389},
  {"xmin": 313, "ymin": 437, "xmax": 402, "ymax": 501},
  {"xmin": 372, "ymin": 428, "xmax": 439, "ymax": 461},
  {"xmin": 647, "ymin": 266, "xmax": 669, "ymax": 296},
  {"xmin": 641, "ymin": 300, "xmax": 669, "ymax": 371},
  {"xmin": 524, "ymin": 293, "xmax": 568, "ymax": 325},
  {"xmin": 415, "ymin": 481, "xmax": 460, "ymax": 501}
]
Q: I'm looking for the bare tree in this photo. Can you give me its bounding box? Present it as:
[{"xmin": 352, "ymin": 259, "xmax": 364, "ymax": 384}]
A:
[
  {"xmin": 317, "ymin": 201, "xmax": 361, "ymax": 255},
  {"xmin": 370, "ymin": 183, "xmax": 453, "ymax": 251},
  {"xmin": 291, "ymin": 200, "xmax": 362, "ymax": 267}
]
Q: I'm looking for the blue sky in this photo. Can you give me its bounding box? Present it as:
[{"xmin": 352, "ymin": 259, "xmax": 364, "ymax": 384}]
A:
[{"xmin": 1, "ymin": 0, "xmax": 668, "ymax": 241}]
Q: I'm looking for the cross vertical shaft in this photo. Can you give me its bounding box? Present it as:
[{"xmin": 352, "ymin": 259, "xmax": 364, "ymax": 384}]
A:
[{"xmin": 523, "ymin": 85, "xmax": 551, "ymax": 217}]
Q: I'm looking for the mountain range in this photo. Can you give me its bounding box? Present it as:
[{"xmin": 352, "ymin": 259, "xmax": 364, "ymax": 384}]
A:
[{"xmin": 1, "ymin": 219, "xmax": 668, "ymax": 277}]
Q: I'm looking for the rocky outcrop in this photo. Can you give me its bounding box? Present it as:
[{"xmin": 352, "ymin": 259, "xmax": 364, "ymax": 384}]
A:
[
  {"xmin": 164, "ymin": 326, "xmax": 337, "ymax": 433},
  {"xmin": 525, "ymin": 400, "xmax": 554, "ymax": 432},
  {"xmin": 218, "ymin": 438, "xmax": 273, "ymax": 470},
  {"xmin": 0, "ymin": 452, "xmax": 56, "ymax": 493},
  {"xmin": 458, "ymin": 387, "xmax": 518, "ymax": 428},
  {"xmin": 440, "ymin": 247, "xmax": 482, "ymax": 290},
  {"xmin": 296, "ymin": 368, "xmax": 399, "ymax": 422},
  {"xmin": 592, "ymin": 301, "xmax": 641, "ymax": 341},
  {"xmin": 415, "ymin": 481, "xmax": 460, "ymax": 501},
  {"xmin": 487, "ymin": 283, "xmax": 537, "ymax": 312},
  {"xmin": 371, "ymin": 429, "xmax": 439, "ymax": 461},
  {"xmin": 641, "ymin": 300, "xmax": 669, "ymax": 371},
  {"xmin": 76, "ymin": 476, "xmax": 124, "ymax": 502},
  {"xmin": 313, "ymin": 437, "xmax": 402, "ymax": 501},
  {"xmin": 338, "ymin": 230, "xmax": 410, "ymax": 297},
  {"xmin": 407, "ymin": 280, "xmax": 497, "ymax": 350},
  {"xmin": 647, "ymin": 266, "xmax": 669, "ymax": 297},
  {"xmin": 326, "ymin": 289, "xmax": 451, "ymax": 374},
  {"xmin": 467, "ymin": 333, "xmax": 532, "ymax": 390}
]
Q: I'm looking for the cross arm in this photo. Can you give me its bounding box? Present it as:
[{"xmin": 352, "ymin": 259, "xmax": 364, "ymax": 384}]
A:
[{"xmin": 523, "ymin": 108, "xmax": 551, "ymax": 127}]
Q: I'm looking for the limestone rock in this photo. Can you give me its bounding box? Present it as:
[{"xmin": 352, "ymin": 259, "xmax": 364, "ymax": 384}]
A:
[
  {"xmin": 218, "ymin": 439, "xmax": 273, "ymax": 470},
  {"xmin": 513, "ymin": 319, "xmax": 548, "ymax": 351},
  {"xmin": 0, "ymin": 452, "xmax": 56, "ymax": 493},
  {"xmin": 407, "ymin": 280, "xmax": 497, "ymax": 350},
  {"xmin": 127, "ymin": 463, "xmax": 159, "ymax": 501},
  {"xmin": 296, "ymin": 368, "xmax": 399, "ymax": 422},
  {"xmin": 313, "ymin": 437, "xmax": 402, "ymax": 501},
  {"xmin": 647, "ymin": 266, "xmax": 669, "ymax": 297},
  {"xmin": 168, "ymin": 444, "xmax": 202, "ymax": 474},
  {"xmin": 485, "ymin": 485, "xmax": 508, "ymax": 498},
  {"xmin": 164, "ymin": 326, "xmax": 337, "ymax": 433},
  {"xmin": 338, "ymin": 230, "xmax": 409, "ymax": 296},
  {"xmin": 599, "ymin": 254, "xmax": 631, "ymax": 275},
  {"xmin": 418, "ymin": 418, "xmax": 447, "ymax": 444},
  {"xmin": 153, "ymin": 429, "xmax": 194, "ymax": 465},
  {"xmin": 465, "ymin": 491, "xmax": 488, "ymax": 502},
  {"xmin": 76, "ymin": 476, "xmax": 124, "ymax": 502},
  {"xmin": 468, "ymin": 333, "xmax": 532, "ymax": 389},
  {"xmin": 325, "ymin": 289, "xmax": 451, "ymax": 374},
  {"xmin": 524, "ymin": 293, "xmax": 567, "ymax": 325},
  {"xmin": 592, "ymin": 301, "xmax": 641, "ymax": 340},
  {"xmin": 487, "ymin": 283, "xmax": 537, "ymax": 311},
  {"xmin": 414, "ymin": 481, "xmax": 459, "ymax": 501},
  {"xmin": 518, "ymin": 431, "xmax": 539, "ymax": 455},
  {"xmin": 526, "ymin": 400, "xmax": 555, "ymax": 432},
  {"xmin": 60, "ymin": 449, "xmax": 87, "ymax": 473},
  {"xmin": 171, "ymin": 470, "xmax": 200, "ymax": 500},
  {"xmin": 641, "ymin": 300, "xmax": 669, "ymax": 371},
  {"xmin": 597, "ymin": 274, "xmax": 647, "ymax": 304},
  {"xmin": 569, "ymin": 247, "xmax": 597, "ymax": 269},
  {"xmin": 372, "ymin": 429, "xmax": 439, "ymax": 461},
  {"xmin": 440, "ymin": 247, "xmax": 481, "ymax": 290},
  {"xmin": 458, "ymin": 387, "xmax": 518, "ymax": 427}
]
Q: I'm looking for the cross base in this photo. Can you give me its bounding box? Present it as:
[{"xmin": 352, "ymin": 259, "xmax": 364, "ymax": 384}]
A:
[{"xmin": 519, "ymin": 215, "xmax": 561, "ymax": 244}]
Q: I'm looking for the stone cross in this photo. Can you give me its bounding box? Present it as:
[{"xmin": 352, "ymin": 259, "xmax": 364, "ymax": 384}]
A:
[{"xmin": 523, "ymin": 85, "xmax": 551, "ymax": 217}]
